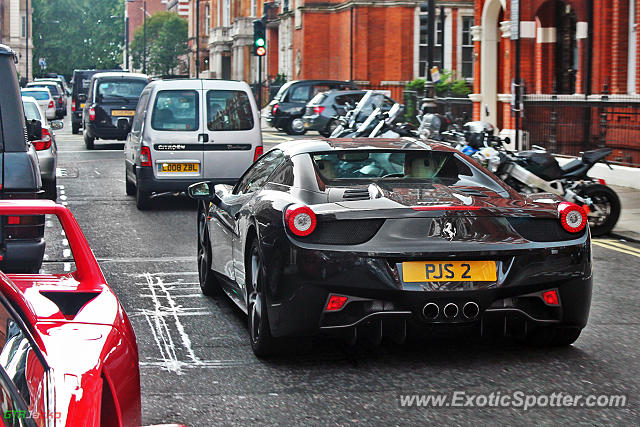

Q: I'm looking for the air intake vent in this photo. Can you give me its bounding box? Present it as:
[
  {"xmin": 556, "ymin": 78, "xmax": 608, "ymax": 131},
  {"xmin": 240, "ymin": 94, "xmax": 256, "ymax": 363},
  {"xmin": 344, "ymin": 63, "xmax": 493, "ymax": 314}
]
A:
[
  {"xmin": 40, "ymin": 291, "xmax": 100, "ymax": 317},
  {"xmin": 343, "ymin": 188, "xmax": 371, "ymax": 201},
  {"xmin": 455, "ymin": 188, "xmax": 490, "ymax": 197},
  {"xmin": 293, "ymin": 219, "xmax": 384, "ymax": 245},
  {"xmin": 507, "ymin": 218, "xmax": 586, "ymax": 242}
]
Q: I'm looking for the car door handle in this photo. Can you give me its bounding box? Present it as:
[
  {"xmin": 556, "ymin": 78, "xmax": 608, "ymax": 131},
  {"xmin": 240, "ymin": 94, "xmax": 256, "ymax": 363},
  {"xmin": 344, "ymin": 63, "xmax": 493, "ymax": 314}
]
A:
[{"xmin": 198, "ymin": 133, "xmax": 209, "ymax": 143}]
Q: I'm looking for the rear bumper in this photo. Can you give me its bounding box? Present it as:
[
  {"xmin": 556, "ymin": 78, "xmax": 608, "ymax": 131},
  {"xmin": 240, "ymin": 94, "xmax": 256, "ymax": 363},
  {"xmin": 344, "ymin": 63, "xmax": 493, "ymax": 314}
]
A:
[
  {"xmin": 72, "ymin": 111, "xmax": 82, "ymax": 124},
  {"xmin": 86, "ymin": 123, "xmax": 128, "ymax": 140},
  {"xmin": 262, "ymin": 237, "xmax": 593, "ymax": 338},
  {"xmin": 302, "ymin": 115, "xmax": 329, "ymax": 132},
  {"xmin": 135, "ymin": 166, "xmax": 237, "ymax": 193},
  {"xmin": 0, "ymin": 239, "xmax": 45, "ymax": 273}
]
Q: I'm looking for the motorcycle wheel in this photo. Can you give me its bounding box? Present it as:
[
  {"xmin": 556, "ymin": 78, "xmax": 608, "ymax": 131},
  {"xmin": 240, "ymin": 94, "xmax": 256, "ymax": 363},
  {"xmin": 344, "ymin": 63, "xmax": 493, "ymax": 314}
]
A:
[{"xmin": 579, "ymin": 184, "xmax": 621, "ymax": 237}]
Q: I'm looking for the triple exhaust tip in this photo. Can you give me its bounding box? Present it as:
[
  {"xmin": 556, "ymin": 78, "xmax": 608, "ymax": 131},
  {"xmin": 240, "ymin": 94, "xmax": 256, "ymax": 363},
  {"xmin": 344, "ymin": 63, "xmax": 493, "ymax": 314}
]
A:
[{"xmin": 422, "ymin": 301, "xmax": 479, "ymax": 320}]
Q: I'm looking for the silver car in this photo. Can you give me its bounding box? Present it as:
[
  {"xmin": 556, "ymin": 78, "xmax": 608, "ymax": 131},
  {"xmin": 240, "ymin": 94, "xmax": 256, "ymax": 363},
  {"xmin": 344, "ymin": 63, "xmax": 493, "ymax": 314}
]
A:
[
  {"xmin": 22, "ymin": 96, "xmax": 61, "ymax": 200},
  {"xmin": 124, "ymin": 79, "xmax": 263, "ymax": 210},
  {"xmin": 21, "ymin": 87, "xmax": 56, "ymax": 120}
]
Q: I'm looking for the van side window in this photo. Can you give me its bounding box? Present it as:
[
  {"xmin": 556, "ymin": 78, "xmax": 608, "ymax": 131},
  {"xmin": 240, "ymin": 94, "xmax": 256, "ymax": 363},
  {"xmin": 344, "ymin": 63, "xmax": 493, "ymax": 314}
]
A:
[
  {"xmin": 206, "ymin": 90, "xmax": 254, "ymax": 131},
  {"xmin": 131, "ymin": 91, "xmax": 150, "ymax": 133},
  {"xmin": 151, "ymin": 90, "xmax": 199, "ymax": 131}
]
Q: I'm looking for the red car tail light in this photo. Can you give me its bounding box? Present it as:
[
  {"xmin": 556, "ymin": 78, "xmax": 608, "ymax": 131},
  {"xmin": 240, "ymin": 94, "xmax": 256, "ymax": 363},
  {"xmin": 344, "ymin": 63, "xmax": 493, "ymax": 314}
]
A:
[
  {"xmin": 58, "ymin": 97, "xmax": 63, "ymax": 105},
  {"xmin": 272, "ymin": 103, "xmax": 279, "ymax": 114},
  {"xmin": 326, "ymin": 295, "xmax": 349, "ymax": 311},
  {"xmin": 542, "ymin": 289, "xmax": 560, "ymax": 306},
  {"xmin": 140, "ymin": 146, "xmax": 152, "ymax": 167},
  {"xmin": 3, "ymin": 215, "xmax": 44, "ymax": 239},
  {"xmin": 558, "ymin": 202, "xmax": 587, "ymax": 233},
  {"xmin": 89, "ymin": 107, "xmax": 96, "ymax": 121},
  {"xmin": 33, "ymin": 128, "xmax": 52, "ymax": 151},
  {"xmin": 313, "ymin": 106, "xmax": 325, "ymax": 115},
  {"xmin": 71, "ymin": 99, "xmax": 76, "ymax": 112},
  {"xmin": 49, "ymin": 100, "xmax": 55, "ymax": 109},
  {"xmin": 254, "ymin": 145, "xmax": 264, "ymax": 162},
  {"xmin": 285, "ymin": 204, "xmax": 317, "ymax": 236}
]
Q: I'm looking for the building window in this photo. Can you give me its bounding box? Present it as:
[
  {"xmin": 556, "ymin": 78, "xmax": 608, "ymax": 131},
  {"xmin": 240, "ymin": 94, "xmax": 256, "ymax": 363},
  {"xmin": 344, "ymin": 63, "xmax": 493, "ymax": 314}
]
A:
[
  {"xmin": 461, "ymin": 16, "xmax": 474, "ymax": 79},
  {"xmin": 21, "ymin": 16, "xmax": 26, "ymax": 38},
  {"xmin": 223, "ymin": 0, "xmax": 230, "ymax": 27},
  {"xmin": 418, "ymin": 6, "xmax": 443, "ymax": 78},
  {"xmin": 204, "ymin": 4, "xmax": 210, "ymax": 35}
]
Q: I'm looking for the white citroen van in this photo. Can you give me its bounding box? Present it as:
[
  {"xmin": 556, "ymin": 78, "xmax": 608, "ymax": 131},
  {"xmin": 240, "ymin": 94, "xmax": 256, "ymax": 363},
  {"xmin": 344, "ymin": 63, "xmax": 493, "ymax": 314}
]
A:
[{"xmin": 124, "ymin": 79, "xmax": 263, "ymax": 209}]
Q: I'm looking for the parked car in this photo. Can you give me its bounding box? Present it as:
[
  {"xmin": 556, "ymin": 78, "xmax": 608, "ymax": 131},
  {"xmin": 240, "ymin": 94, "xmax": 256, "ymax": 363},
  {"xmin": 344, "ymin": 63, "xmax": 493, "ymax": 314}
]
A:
[
  {"xmin": 22, "ymin": 96, "xmax": 61, "ymax": 200},
  {"xmin": 82, "ymin": 72, "xmax": 149, "ymax": 149},
  {"xmin": 302, "ymin": 90, "xmax": 397, "ymax": 136},
  {"xmin": 25, "ymin": 81, "xmax": 65, "ymax": 119},
  {"xmin": 71, "ymin": 68, "xmax": 124, "ymax": 134},
  {"xmin": 34, "ymin": 77, "xmax": 68, "ymax": 113},
  {"xmin": 188, "ymin": 139, "xmax": 593, "ymax": 357},
  {"xmin": 124, "ymin": 78, "xmax": 263, "ymax": 210},
  {"xmin": 0, "ymin": 44, "xmax": 46, "ymax": 273},
  {"xmin": 21, "ymin": 87, "xmax": 56, "ymax": 120},
  {"xmin": 0, "ymin": 200, "xmax": 142, "ymax": 426},
  {"xmin": 265, "ymin": 80, "xmax": 358, "ymax": 135}
]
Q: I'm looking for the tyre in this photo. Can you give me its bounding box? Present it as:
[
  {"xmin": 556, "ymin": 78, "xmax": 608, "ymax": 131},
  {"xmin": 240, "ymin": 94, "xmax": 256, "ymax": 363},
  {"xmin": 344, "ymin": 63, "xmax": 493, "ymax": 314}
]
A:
[
  {"xmin": 197, "ymin": 204, "xmax": 222, "ymax": 296},
  {"xmin": 246, "ymin": 238, "xmax": 280, "ymax": 357},
  {"xmin": 525, "ymin": 326, "xmax": 582, "ymax": 347},
  {"xmin": 320, "ymin": 119, "xmax": 339, "ymax": 138},
  {"xmin": 84, "ymin": 131, "xmax": 94, "ymax": 150},
  {"xmin": 43, "ymin": 178, "xmax": 57, "ymax": 201},
  {"xmin": 72, "ymin": 123, "xmax": 80, "ymax": 134},
  {"xmin": 579, "ymin": 184, "xmax": 621, "ymax": 236},
  {"xmin": 285, "ymin": 117, "xmax": 307, "ymax": 136},
  {"xmin": 135, "ymin": 176, "xmax": 151, "ymax": 210},
  {"xmin": 125, "ymin": 169, "xmax": 135, "ymax": 196}
]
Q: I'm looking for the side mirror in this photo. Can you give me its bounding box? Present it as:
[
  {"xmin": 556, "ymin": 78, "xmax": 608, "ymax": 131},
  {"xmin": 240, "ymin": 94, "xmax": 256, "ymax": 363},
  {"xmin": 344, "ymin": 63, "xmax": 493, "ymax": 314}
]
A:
[
  {"xmin": 78, "ymin": 93, "xmax": 87, "ymax": 102},
  {"xmin": 26, "ymin": 119, "xmax": 43, "ymax": 141},
  {"xmin": 50, "ymin": 120, "xmax": 63, "ymax": 130},
  {"xmin": 188, "ymin": 182, "xmax": 220, "ymax": 204},
  {"xmin": 117, "ymin": 118, "xmax": 132, "ymax": 133}
]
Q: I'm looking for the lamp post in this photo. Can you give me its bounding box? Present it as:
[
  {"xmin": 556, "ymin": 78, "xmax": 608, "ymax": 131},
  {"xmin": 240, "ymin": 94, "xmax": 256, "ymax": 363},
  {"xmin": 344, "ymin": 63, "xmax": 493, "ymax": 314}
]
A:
[
  {"xmin": 26, "ymin": 0, "xmax": 30, "ymax": 82},
  {"xmin": 195, "ymin": 0, "xmax": 200, "ymax": 77}
]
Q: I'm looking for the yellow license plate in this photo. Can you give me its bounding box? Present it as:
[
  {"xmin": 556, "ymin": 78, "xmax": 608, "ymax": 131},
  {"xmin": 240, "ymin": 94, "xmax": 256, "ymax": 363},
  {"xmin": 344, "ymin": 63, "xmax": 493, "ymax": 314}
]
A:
[
  {"xmin": 111, "ymin": 110, "xmax": 136, "ymax": 117},
  {"xmin": 402, "ymin": 261, "xmax": 497, "ymax": 282},
  {"xmin": 158, "ymin": 163, "xmax": 199, "ymax": 173},
  {"xmin": 80, "ymin": 103, "xmax": 86, "ymax": 108}
]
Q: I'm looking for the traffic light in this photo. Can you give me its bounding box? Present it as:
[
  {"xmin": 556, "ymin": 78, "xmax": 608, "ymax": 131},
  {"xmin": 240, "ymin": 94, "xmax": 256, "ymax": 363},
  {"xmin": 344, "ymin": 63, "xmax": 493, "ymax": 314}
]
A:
[{"xmin": 253, "ymin": 19, "xmax": 266, "ymax": 56}]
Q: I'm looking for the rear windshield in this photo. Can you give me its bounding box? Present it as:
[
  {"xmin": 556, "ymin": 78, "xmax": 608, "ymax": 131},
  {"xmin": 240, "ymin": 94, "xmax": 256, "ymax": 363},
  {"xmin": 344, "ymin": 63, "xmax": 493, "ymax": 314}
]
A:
[
  {"xmin": 96, "ymin": 79, "xmax": 147, "ymax": 101},
  {"xmin": 206, "ymin": 90, "xmax": 254, "ymax": 131},
  {"xmin": 151, "ymin": 90, "xmax": 199, "ymax": 131},
  {"xmin": 29, "ymin": 84, "xmax": 58, "ymax": 96},
  {"xmin": 311, "ymin": 150, "xmax": 474, "ymax": 184},
  {"xmin": 22, "ymin": 102, "xmax": 42, "ymax": 121},
  {"xmin": 21, "ymin": 90, "xmax": 49, "ymax": 100}
]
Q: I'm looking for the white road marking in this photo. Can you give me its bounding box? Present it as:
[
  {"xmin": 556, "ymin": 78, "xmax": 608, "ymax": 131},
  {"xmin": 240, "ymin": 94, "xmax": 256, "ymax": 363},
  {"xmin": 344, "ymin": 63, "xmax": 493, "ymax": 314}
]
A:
[{"xmin": 62, "ymin": 249, "xmax": 71, "ymax": 258}]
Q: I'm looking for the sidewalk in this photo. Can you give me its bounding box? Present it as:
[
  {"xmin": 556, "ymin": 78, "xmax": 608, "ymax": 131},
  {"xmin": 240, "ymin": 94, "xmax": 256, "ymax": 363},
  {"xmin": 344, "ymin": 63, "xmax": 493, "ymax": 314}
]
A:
[{"xmin": 611, "ymin": 186, "xmax": 640, "ymax": 242}]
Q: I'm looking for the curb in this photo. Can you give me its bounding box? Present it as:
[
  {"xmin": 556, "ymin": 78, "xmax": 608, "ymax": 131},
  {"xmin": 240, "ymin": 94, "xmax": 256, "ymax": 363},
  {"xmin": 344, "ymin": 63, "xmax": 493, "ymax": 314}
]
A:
[{"xmin": 609, "ymin": 230, "xmax": 640, "ymax": 243}]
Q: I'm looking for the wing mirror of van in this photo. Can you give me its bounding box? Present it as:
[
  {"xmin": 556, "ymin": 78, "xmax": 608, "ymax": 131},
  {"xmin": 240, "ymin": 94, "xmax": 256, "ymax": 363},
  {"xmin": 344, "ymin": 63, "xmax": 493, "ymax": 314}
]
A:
[
  {"xmin": 117, "ymin": 118, "xmax": 132, "ymax": 133},
  {"xmin": 50, "ymin": 120, "xmax": 64, "ymax": 131},
  {"xmin": 188, "ymin": 182, "xmax": 221, "ymax": 205},
  {"xmin": 26, "ymin": 119, "xmax": 43, "ymax": 141}
]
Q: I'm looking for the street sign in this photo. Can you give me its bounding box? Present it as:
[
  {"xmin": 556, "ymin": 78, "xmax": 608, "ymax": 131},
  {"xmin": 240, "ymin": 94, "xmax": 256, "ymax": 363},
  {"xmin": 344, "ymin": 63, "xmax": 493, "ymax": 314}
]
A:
[
  {"xmin": 511, "ymin": 0, "xmax": 520, "ymax": 40},
  {"xmin": 430, "ymin": 66, "xmax": 441, "ymax": 83}
]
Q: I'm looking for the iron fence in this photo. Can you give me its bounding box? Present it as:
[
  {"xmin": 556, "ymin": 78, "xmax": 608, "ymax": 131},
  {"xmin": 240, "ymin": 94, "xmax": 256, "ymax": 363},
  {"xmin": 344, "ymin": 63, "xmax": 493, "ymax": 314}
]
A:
[{"xmin": 522, "ymin": 94, "xmax": 640, "ymax": 167}]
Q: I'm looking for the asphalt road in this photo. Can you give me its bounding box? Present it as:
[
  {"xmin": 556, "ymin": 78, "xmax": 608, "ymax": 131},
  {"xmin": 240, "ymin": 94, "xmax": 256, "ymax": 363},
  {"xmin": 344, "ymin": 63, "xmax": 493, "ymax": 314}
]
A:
[{"xmin": 48, "ymin": 117, "xmax": 639, "ymax": 425}]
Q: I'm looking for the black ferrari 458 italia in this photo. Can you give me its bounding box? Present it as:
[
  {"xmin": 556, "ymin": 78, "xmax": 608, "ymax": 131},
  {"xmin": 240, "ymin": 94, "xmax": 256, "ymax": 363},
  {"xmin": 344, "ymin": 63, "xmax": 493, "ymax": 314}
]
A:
[{"xmin": 189, "ymin": 138, "xmax": 592, "ymax": 357}]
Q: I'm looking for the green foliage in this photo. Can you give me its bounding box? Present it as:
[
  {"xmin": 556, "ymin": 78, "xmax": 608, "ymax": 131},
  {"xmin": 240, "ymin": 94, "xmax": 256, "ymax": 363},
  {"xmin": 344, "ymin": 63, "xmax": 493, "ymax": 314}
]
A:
[
  {"xmin": 32, "ymin": 0, "xmax": 124, "ymax": 80},
  {"xmin": 406, "ymin": 79, "xmax": 426, "ymax": 94},
  {"xmin": 130, "ymin": 12, "xmax": 188, "ymax": 76},
  {"xmin": 272, "ymin": 73, "xmax": 287, "ymax": 85},
  {"xmin": 435, "ymin": 70, "xmax": 472, "ymax": 97}
]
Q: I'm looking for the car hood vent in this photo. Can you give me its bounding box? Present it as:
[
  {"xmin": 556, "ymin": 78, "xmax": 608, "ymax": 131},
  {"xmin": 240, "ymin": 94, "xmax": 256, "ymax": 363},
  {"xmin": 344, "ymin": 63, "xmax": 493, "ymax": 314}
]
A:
[
  {"xmin": 327, "ymin": 185, "xmax": 383, "ymax": 203},
  {"xmin": 343, "ymin": 188, "xmax": 371, "ymax": 200},
  {"xmin": 454, "ymin": 187, "xmax": 490, "ymax": 197}
]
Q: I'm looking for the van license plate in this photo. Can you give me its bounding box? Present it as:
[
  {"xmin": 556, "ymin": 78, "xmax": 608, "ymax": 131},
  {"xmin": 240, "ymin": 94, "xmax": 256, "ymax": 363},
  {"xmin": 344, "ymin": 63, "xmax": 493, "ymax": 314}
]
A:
[
  {"xmin": 158, "ymin": 163, "xmax": 199, "ymax": 173},
  {"xmin": 112, "ymin": 110, "xmax": 136, "ymax": 117}
]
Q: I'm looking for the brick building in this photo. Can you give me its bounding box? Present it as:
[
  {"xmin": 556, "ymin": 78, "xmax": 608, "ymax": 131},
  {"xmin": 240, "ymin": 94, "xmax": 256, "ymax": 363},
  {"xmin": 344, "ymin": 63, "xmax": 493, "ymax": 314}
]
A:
[
  {"xmin": 0, "ymin": 0, "xmax": 33, "ymax": 80},
  {"xmin": 473, "ymin": 0, "xmax": 640, "ymax": 165}
]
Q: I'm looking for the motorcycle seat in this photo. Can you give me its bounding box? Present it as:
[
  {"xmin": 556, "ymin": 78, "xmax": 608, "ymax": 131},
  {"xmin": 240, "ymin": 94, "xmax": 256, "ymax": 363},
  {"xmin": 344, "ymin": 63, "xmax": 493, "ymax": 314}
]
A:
[
  {"xmin": 582, "ymin": 148, "xmax": 612, "ymax": 166},
  {"xmin": 560, "ymin": 159, "xmax": 584, "ymax": 174}
]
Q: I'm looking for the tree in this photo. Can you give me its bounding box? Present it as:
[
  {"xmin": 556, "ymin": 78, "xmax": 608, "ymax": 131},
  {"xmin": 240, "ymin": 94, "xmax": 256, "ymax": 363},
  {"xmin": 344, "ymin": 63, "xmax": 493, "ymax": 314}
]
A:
[
  {"xmin": 130, "ymin": 12, "xmax": 188, "ymax": 76},
  {"xmin": 32, "ymin": 0, "xmax": 124, "ymax": 80}
]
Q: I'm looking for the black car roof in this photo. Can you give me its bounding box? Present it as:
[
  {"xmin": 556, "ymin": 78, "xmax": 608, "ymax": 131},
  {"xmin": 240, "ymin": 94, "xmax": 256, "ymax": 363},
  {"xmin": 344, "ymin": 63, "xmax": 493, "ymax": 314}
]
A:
[{"xmin": 274, "ymin": 138, "xmax": 455, "ymax": 157}]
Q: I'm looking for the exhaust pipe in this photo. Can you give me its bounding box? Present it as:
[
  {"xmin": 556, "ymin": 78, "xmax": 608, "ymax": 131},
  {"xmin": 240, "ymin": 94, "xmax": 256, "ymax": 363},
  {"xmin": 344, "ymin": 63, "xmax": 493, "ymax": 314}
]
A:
[
  {"xmin": 443, "ymin": 303, "xmax": 459, "ymax": 319},
  {"xmin": 463, "ymin": 302, "xmax": 480, "ymax": 319},
  {"xmin": 422, "ymin": 302, "xmax": 439, "ymax": 320}
]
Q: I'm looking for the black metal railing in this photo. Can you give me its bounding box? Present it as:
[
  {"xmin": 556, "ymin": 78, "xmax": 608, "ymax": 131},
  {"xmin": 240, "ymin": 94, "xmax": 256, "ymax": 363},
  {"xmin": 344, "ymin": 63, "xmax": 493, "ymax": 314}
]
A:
[{"xmin": 522, "ymin": 94, "xmax": 640, "ymax": 167}]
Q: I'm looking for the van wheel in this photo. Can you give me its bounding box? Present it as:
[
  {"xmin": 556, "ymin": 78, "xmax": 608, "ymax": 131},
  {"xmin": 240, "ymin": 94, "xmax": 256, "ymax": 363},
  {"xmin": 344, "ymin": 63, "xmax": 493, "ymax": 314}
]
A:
[
  {"xmin": 285, "ymin": 118, "xmax": 307, "ymax": 136},
  {"xmin": 125, "ymin": 169, "xmax": 135, "ymax": 196},
  {"xmin": 84, "ymin": 132, "xmax": 94, "ymax": 149},
  {"xmin": 135, "ymin": 177, "xmax": 151, "ymax": 210}
]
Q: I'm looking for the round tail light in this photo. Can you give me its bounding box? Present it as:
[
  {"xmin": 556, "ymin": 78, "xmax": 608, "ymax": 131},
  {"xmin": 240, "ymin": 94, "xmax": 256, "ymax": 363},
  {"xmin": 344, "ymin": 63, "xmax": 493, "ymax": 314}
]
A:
[
  {"xmin": 558, "ymin": 202, "xmax": 588, "ymax": 233},
  {"xmin": 285, "ymin": 205, "xmax": 316, "ymax": 236}
]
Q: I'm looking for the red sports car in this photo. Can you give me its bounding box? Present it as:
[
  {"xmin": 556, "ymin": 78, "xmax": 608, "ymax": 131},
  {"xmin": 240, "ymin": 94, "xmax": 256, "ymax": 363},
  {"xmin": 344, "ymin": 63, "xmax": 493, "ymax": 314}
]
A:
[{"xmin": 0, "ymin": 200, "xmax": 142, "ymax": 426}]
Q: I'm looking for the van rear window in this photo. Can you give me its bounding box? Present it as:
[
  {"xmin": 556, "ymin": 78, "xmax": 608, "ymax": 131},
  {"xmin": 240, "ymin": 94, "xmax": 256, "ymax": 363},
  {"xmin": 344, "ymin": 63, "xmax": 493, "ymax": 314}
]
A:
[
  {"xmin": 206, "ymin": 90, "xmax": 254, "ymax": 131},
  {"xmin": 151, "ymin": 90, "xmax": 199, "ymax": 131}
]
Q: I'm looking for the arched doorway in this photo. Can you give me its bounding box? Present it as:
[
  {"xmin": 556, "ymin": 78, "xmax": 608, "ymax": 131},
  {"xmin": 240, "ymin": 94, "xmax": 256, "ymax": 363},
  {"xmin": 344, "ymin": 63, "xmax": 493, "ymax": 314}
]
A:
[{"xmin": 480, "ymin": 0, "xmax": 504, "ymax": 125}]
